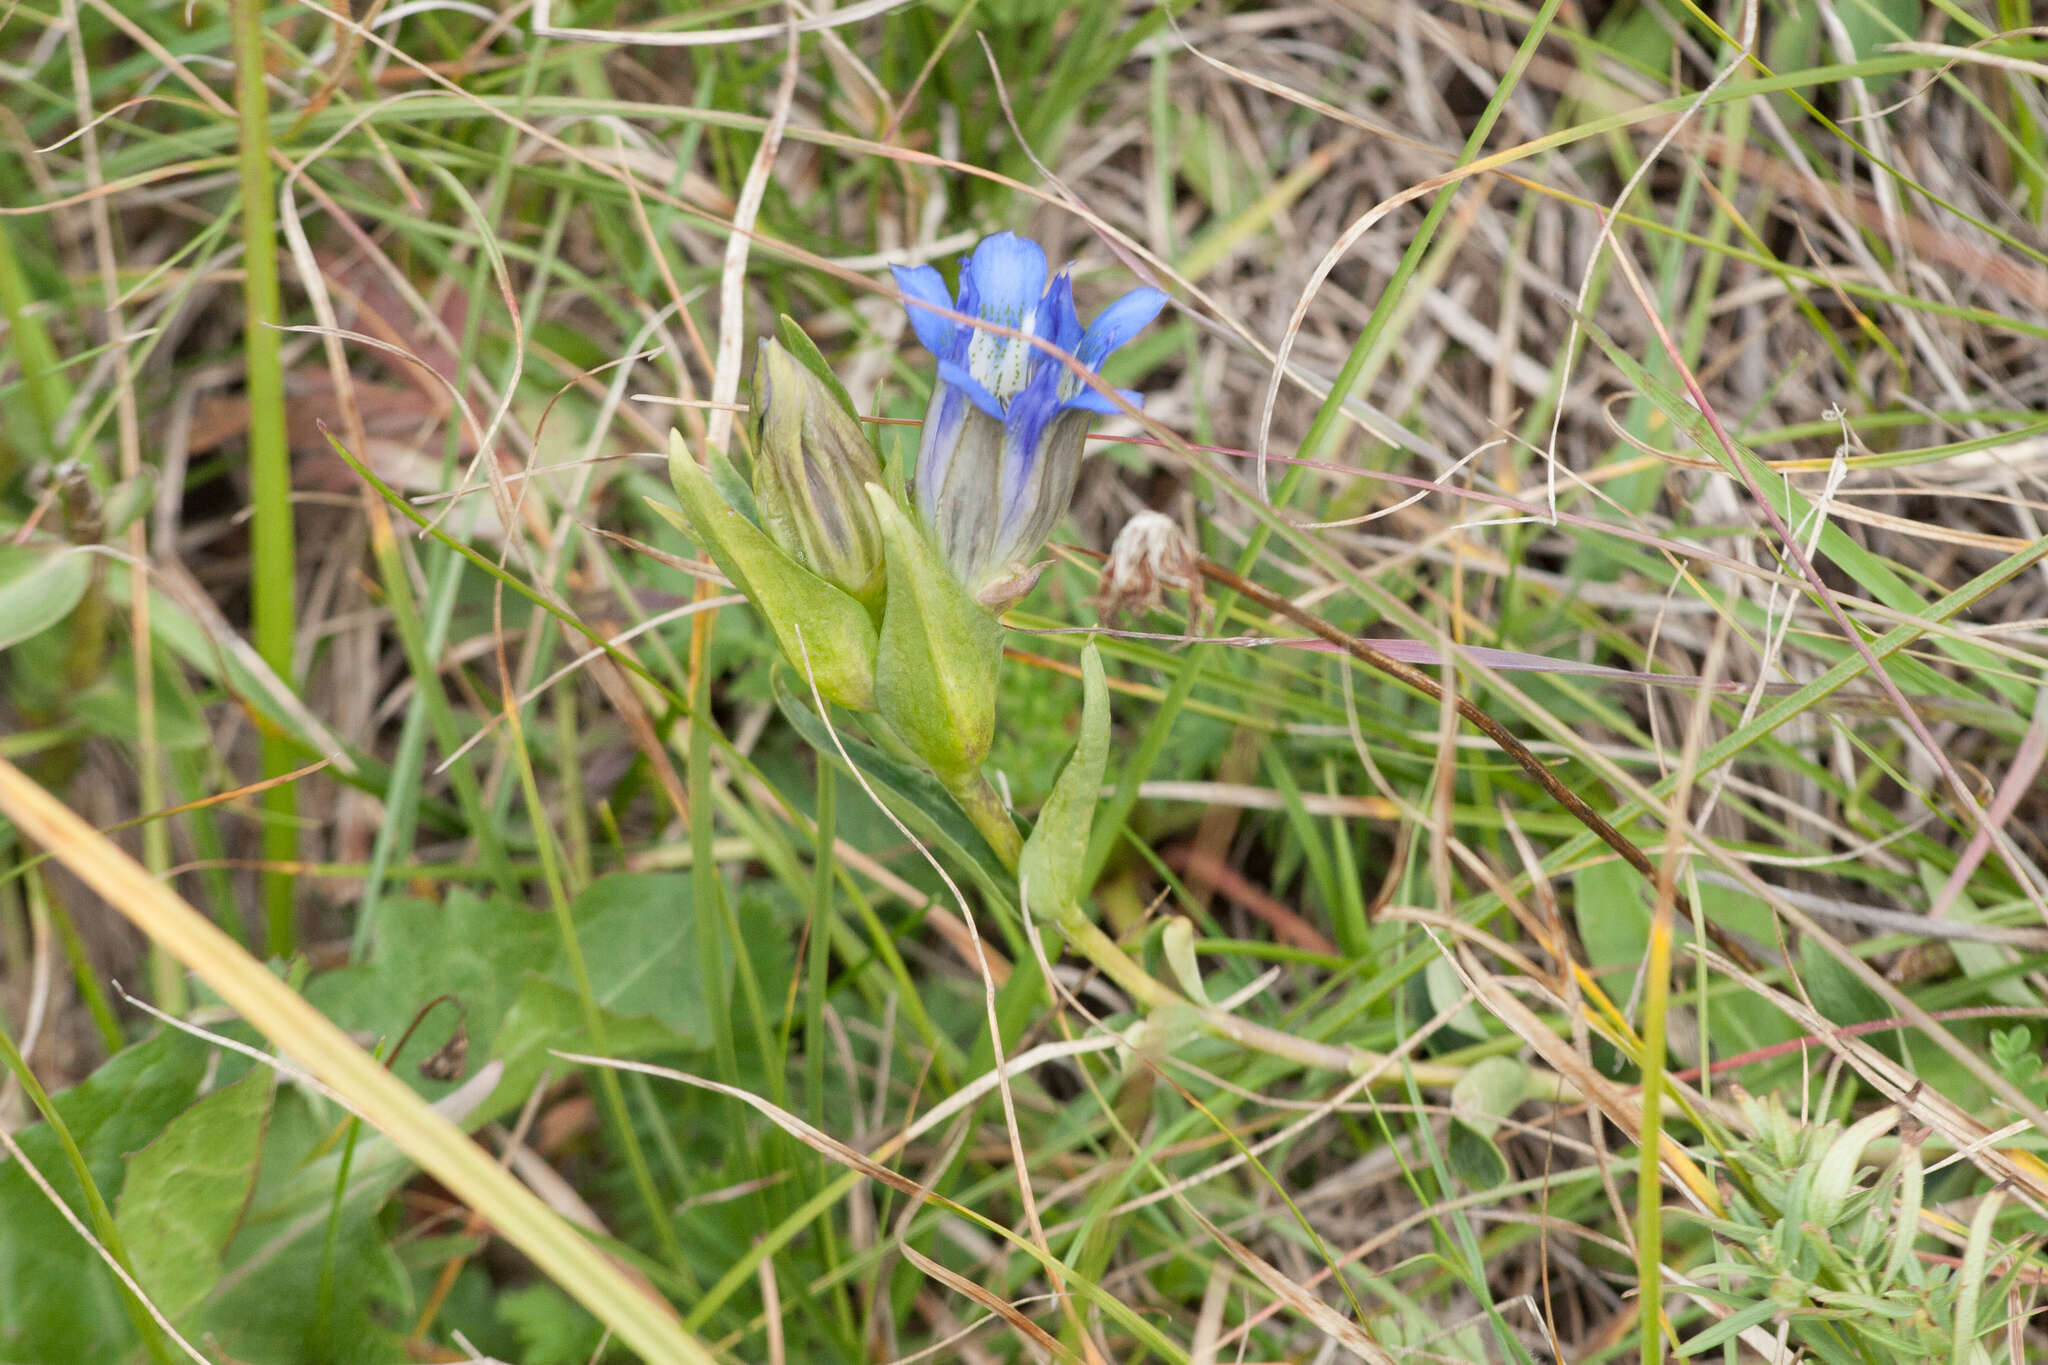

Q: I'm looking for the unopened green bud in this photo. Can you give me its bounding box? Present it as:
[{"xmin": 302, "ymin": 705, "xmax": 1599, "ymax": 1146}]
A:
[
  {"xmin": 666, "ymin": 429, "xmax": 879, "ymax": 710},
  {"xmin": 751, "ymin": 337, "xmax": 885, "ymax": 605}
]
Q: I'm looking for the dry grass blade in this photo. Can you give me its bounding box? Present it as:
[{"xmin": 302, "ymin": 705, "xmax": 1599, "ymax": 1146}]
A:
[
  {"xmin": 1445, "ymin": 938, "xmax": 1723, "ymax": 1218},
  {"xmin": 897, "ymin": 1244, "xmax": 1079, "ymax": 1365}
]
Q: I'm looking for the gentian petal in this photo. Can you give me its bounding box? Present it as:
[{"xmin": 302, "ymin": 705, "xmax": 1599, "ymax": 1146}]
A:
[
  {"xmin": 1077, "ymin": 286, "xmax": 1168, "ymax": 368},
  {"xmin": 913, "ymin": 381, "xmax": 968, "ymax": 522},
  {"xmin": 936, "ymin": 359, "xmax": 1007, "ymax": 422},
  {"xmin": 990, "ymin": 403, "xmax": 1091, "ymax": 576},
  {"xmin": 963, "ymin": 231, "xmax": 1048, "ymax": 322},
  {"xmin": 1042, "ymin": 269, "xmax": 1084, "ymax": 352},
  {"xmin": 892, "ymin": 264, "xmax": 958, "ymax": 360},
  {"xmin": 962, "ymin": 232, "xmax": 1047, "ymax": 402},
  {"xmin": 997, "ymin": 368, "xmax": 1065, "ymax": 530},
  {"xmin": 902, "ymin": 231, "xmax": 1170, "ymax": 599},
  {"xmin": 1058, "ymin": 386, "xmax": 1143, "ymax": 417}
]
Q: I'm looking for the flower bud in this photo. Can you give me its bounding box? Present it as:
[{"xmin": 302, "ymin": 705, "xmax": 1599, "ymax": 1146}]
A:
[
  {"xmin": 667, "ymin": 429, "xmax": 879, "ymax": 711},
  {"xmin": 750, "ymin": 336, "xmax": 886, "ymax": 606}
]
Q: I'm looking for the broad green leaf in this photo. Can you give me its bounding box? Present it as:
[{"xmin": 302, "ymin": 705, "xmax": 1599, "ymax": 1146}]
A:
[
  {"xmin": 1446, "ymin": 1119, "xmax": 1512, "ymax": 1192},
  {"xmin": 493, "ymin": 978, "xmax": 698, "ymax": 1097},
  {"xmin": 69, "ymin": 653, "xmax": 212, "ymax": 751},
  {"xmin": 1797, "ymin": 933, "xmax": 1889, "ymax": 1030},
  {"xmin": 1840, "ymin": 0, "xmax": 1919, "ymax": 71},
  {"xmin": 1449, "ymin": 1055, "xmax": 1529, "ymax": 1140},
  {"xmin": 0, "ymin": 543, "xmax": 91, "ymax": 651},
  {"xmin": 1574, "ymin": 858, "xmax": 1648, "ymax": 973},
  {"xmin": 493, "ymin": 873, "xmax": 723, "ymax": 1097},
  {"xmin": 114, "ymin": 1071, "xmax": 272, "ymax": 1322},
  {"xmin": 497, "ymin": 1283, "xmax": 605, "ymax": 1365},
  {"xmin": 202, "ymin": 1120, "xmax": 412, "ymax": 1365},
  {"xmin": 1919, "ymin": 862, "xmax": 2035, "ymax": 1009},
  {"xmin": 306, "ymin": 888, "xmax": 554, "ymax": 1104},
  {"xmin": 544, "ymin": 873, "xmax": 721, "ymax": 1043},
  {"xmin": 1446, "ymin": 1054, "xmax": 1527, "ymax": 1191},
  {"xmin": 1422, "ymin": 954, "xmax": 1489, "ymax": 1042},
  {"xmin": 0, "ymin": 1030, "xmax": 206, "ymax": 1362}
]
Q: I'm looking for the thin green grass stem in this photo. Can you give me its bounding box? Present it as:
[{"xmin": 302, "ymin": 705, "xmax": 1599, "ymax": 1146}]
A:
[
  {"xmin": 229, "ymin": 0, "xmax": 299, "ymax": 957},
  {"xmin": 312, "ymin": 1097, "xmax": 365, "ymax": 1364},
  {"xmin": 802, "ymin": 762, "xmax": 836, "ymax": 1123},
  {"xmin": 0, "ymin": 218, "xmax": 67, "ymax": 476},
  {"xmin": 354, "ymin": 500, "xmax": 515, "ymax": 951},
  {"xmin": 34, "ymin": 870, "xmax": 123, "ymax": 1053}
]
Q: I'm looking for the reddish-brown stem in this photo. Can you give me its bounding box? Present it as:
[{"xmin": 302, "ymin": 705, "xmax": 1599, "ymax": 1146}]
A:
[{"xmin": 1195, "ymin": 556, "xmax": 1764, "ymax": 972}]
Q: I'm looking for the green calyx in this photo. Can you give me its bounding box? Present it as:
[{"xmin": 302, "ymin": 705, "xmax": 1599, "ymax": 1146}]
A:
[
  {"xmin": 668, "ymin": 428, "xmax": 879, "ymax": 711},
  {"xmin": 866, "ymin": 482, "xmax": 1003, "ymax": 786}
]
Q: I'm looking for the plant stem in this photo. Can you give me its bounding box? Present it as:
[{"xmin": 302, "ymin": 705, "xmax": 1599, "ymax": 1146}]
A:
[
  {"xmin": 948, "ymin": 770, "xmax": 1022, "ymax": 873},
  {"xmin": 230, "ymin": 0, "xmax": 299, "ymax": 957},
  {"xmin": 1051, "ymin": 905, "xmax": 1574, "ymax": 1099}
]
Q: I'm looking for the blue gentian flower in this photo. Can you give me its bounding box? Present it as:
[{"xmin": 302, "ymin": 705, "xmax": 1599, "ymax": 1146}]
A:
[{"xmin": 892, "ymin": 232, "xmax": 1166, "ymax": 606}]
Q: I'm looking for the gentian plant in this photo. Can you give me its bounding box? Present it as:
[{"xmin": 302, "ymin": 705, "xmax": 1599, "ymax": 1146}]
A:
[
  {"xmin": 667, "ymin": 234, "xmax": 1165, "ymax": 872},
  {"xmin": 662, "ymin": 239, "xmax": 1528, "ymax": 1089}
]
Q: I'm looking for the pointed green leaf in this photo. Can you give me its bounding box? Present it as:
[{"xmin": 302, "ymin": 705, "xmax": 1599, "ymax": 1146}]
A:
[
  {"xmin": 669, "ymin": 429, "xmax": 879, "ymax": 710},
  {"xmin": 867, "ymin": 482, "xmax": 1002, "ymax": 781},
  {"xmin": 1678, "ymin": 1298, "xmax": 1780, "ymax": 1357},
  {"xmin": 1808, "ymin": 1103, "xmax": 1898, "ymax": 1225},
  {"xmin": 1019, "ymin": 641, "xmax": 1109, "ymax": 921}
]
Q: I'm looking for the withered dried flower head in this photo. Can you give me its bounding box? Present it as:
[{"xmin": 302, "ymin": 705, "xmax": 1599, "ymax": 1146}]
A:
[{"xmin": 1094, "ymin": 510, "xmax": 1201, "ymax": 626}]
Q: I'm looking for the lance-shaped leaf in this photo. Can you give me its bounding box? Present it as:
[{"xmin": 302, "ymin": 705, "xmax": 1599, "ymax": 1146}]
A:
[
  {"xmin": 866, "ymin": 482, "xmax": 1002, "ymax": 784},
  {"xmin": 1020, "ymin": 641, "xmax": 1109, "ymax": 921},
  {"xmin": 668, "ymin": 429, "xmax": 878, "ymax": 711}
]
